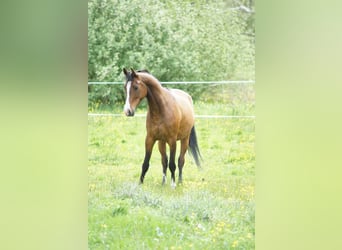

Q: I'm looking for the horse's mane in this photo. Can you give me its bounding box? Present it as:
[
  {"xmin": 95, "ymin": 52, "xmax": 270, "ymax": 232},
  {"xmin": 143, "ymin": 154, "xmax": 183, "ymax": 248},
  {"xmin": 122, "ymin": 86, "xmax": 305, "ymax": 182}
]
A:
[
  {"xmin": 136, "ymin": 70, "xmax": 162, "ymax": 87},
  {"xmin": 137, "ymin": 69, "xmax": 150, "ymax": 74}
]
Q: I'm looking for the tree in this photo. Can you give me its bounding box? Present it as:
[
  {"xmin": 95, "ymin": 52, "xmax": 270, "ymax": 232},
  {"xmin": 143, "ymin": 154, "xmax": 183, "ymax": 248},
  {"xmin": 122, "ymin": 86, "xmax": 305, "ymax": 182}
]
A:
[{"xmin": 88, "ymin": 0, "xmax": 254, "ymax": 106}]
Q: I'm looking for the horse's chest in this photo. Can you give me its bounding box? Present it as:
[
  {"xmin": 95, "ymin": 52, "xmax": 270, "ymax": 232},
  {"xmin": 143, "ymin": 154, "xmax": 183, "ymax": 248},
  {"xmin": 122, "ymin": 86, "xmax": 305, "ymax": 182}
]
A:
[{"xmin": 148, "ymin": 119, "xmax": 177, "ymax": 140}]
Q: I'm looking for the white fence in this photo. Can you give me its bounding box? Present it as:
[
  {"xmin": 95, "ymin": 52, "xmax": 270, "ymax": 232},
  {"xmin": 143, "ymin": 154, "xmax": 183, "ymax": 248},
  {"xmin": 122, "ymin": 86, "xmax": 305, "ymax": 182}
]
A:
[
  {"xmin": 88, "ymin": 80, "xmax": 254, "ymax": 85},
  {"xmin": 88, "ymin": 81, "xmax": 255, "ymax": 119}
]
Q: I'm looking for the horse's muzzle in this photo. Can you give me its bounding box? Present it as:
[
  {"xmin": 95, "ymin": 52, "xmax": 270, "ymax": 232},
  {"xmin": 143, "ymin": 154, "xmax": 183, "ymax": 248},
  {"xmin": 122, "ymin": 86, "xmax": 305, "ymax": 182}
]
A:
[{"xmin": 125, "ymin": 109, "xmax": 135, "ymax": 116}]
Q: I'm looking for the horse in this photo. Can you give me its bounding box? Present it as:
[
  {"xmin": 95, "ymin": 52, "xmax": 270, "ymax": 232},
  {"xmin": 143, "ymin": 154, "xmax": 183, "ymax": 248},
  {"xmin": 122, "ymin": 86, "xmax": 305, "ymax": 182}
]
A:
[{"xmin": 123, "ymin": 68, "xmax": 201, "ymax": 188}]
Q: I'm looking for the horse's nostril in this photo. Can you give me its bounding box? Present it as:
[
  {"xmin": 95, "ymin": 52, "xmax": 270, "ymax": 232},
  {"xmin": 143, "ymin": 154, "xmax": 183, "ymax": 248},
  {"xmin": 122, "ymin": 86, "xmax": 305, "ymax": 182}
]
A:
[{"xmin": 126, "ymin": 109, "xmax": 134, "ymax": 116}]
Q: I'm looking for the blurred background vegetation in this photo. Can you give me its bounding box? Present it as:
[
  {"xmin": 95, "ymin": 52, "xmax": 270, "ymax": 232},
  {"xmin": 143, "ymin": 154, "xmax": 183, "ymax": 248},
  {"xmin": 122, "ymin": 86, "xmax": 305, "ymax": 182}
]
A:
[{"xmin": 88, "ymin": 0, "xmax": 254, "ymax": 108}]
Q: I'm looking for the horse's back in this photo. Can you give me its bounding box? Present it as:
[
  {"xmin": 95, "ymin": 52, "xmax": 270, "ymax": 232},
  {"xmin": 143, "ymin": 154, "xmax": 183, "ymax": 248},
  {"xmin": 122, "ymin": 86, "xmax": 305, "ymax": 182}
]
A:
[
  {"xmin": 169, "ymin": 89, "xmax": 194, "ymax": 114},
  {"xmin": 169, "ymin": 88, "xmax": 191, "ymax": 103}
]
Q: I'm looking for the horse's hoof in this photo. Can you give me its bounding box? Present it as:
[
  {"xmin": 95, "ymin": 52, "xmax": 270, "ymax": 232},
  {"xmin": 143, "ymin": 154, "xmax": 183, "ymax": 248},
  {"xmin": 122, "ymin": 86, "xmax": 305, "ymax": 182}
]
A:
[
  {"xmin": 162, "ymin": 174, "xmax": 167, "ymax": 185},
  {"xmin": 171, "ymin": 180, "xmax": 176, "ymax": 189}
]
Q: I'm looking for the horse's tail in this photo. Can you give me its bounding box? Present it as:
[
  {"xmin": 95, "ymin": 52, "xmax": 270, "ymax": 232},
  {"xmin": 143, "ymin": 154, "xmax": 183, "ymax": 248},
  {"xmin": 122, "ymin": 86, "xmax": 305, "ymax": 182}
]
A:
[{"xmin": 188, "ymin": 126, "xmax": 202, "ymax": 167}]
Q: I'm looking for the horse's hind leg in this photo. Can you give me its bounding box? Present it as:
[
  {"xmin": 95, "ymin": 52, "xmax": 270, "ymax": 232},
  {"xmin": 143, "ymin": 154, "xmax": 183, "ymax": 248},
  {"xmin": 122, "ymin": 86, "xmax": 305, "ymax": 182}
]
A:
[
  {"xmin": 168, "ymin": 141, "xmax": 177, "ymax": 188},
  {"xmin": 178, "ymin": 137, "xmax": 189, "ymax": 184},
  {"xmin": 140, "ymin": 136, "xmax": 156, "ymax": 184},
  {"xmin": 158, "ymin": 140, "xmax": 168, "ymax": 185}
]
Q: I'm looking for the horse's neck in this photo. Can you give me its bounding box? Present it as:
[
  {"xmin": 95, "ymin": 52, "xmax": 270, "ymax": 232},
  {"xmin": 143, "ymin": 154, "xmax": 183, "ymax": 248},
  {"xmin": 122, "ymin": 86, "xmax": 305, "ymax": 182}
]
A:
[
  {"xmin": 140, "ymin": 73, "xmax": 162, "ymax": 91},
  {"xmin": 140, "ymin": 74, "xmax": 169, "ymax": 116}
]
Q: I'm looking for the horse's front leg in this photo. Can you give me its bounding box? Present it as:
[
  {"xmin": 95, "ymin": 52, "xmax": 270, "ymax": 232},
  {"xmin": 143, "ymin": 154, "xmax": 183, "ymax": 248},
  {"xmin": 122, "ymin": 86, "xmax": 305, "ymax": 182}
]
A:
[
  {"xmin": 158, "ymin": 140, "xmax": 168, "ymax": 185},
  {"xmin": 168, "ymin": 140, "xmax": 177, "ymax": 189},
  {"xmin": 140, "ymin": 136, "xmax": 155, "ymax": 184}
]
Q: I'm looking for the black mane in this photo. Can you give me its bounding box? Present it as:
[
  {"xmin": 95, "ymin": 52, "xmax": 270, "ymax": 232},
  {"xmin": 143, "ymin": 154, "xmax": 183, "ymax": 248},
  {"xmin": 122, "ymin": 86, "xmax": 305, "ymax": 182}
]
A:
[{"xmin": 137, "ymin": 69, "xmax": 150, "ymax": 74}]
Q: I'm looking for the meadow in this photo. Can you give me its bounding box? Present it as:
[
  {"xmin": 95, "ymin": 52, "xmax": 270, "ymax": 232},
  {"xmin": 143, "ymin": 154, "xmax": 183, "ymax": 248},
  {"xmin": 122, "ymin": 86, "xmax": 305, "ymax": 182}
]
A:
[{"xmin": 88, "ymin": 85, "xmax": 255, "ymax": 249}]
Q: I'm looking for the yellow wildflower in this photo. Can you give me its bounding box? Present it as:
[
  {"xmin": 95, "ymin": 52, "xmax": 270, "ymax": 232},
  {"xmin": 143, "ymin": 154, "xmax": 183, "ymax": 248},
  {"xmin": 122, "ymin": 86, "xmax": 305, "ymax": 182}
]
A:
[{"xmin": 232, "ymin": 240, "xmax": 238, "ymax": 248}]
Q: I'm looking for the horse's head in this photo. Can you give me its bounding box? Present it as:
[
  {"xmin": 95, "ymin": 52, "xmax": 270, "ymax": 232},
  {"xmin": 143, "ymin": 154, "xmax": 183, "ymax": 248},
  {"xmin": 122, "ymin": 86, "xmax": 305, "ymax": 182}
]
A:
[{"xmin": 123, "ymin": 68, "xmax": 148, "ymax": 116}]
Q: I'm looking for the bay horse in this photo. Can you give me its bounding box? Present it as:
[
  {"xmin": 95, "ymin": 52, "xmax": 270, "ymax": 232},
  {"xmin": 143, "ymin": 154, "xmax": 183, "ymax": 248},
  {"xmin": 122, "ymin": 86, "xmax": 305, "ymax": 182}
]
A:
[{"xmin": 123, "ymin": 68, "xmax": 201, "ymax": 188}]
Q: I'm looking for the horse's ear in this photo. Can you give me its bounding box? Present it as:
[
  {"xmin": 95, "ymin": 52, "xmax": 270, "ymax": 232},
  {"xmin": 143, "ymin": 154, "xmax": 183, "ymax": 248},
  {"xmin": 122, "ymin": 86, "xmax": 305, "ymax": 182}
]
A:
[
  {"xmin": 123, "ymin": 68, "xmax": 128, "ymax": 76},
  {"xmin": 131, "ymin": 68, "xmax": 137, "ymax": 77}
]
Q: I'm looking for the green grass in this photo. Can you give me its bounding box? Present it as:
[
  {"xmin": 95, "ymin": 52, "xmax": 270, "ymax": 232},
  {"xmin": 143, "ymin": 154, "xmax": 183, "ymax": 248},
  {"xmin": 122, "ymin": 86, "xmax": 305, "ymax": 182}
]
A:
[{"xmin": 88, "ymin": 102, "xmax": 255, "ymax": 249}]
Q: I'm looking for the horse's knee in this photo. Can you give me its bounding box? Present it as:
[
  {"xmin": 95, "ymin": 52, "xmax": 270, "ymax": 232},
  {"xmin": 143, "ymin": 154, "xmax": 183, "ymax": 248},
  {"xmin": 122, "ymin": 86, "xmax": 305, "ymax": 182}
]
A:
[
  {"xmin": 169, "ymin": 161, "xmax": 176, "ymax": 172},
  {"xmin": 178, "ymin": 156, "xmax": 185, "ymax": 168},
  {"xmin": 161, "ymin": 155, "xmax": 168, "ymax": 169}
]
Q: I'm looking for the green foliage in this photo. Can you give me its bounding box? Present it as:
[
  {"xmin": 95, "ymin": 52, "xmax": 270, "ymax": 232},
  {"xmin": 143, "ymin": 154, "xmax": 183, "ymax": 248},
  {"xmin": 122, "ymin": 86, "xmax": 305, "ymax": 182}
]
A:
[
  {"xmin": 88, "ymin": 0, "xmax": 254, "ymax": 105},
  {"xmin": 88, "ymin": 84, "xmax": 124, "ymax": 110}
]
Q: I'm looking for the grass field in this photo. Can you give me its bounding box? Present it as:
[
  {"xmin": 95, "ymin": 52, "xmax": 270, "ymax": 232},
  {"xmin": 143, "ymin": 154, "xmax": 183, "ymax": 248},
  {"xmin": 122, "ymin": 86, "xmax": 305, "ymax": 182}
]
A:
[{"xmin": 88, "ymin": 95, "xmax": 255, "ymax": 249}]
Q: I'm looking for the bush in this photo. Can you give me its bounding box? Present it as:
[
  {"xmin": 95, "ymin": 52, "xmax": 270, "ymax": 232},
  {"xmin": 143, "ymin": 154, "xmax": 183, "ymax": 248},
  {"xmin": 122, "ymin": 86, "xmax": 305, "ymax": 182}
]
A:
[{"xmin": 88, "ymin": 0, "xmax": 254, "ymax": 106}]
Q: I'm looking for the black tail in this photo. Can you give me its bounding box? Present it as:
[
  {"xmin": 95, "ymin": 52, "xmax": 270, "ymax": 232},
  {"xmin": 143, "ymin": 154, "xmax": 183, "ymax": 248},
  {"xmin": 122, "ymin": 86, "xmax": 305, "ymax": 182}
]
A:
[{"xmin": 188, "ymin": 126, "xmax": 202, "ymax": 167}]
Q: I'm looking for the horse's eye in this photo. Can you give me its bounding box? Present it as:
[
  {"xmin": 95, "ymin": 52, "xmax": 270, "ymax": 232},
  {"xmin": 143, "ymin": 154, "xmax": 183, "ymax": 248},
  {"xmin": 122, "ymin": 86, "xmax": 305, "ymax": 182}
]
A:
[{"xmin": 133, "ymin": 85, "xmax": 138, "ymax": 90}]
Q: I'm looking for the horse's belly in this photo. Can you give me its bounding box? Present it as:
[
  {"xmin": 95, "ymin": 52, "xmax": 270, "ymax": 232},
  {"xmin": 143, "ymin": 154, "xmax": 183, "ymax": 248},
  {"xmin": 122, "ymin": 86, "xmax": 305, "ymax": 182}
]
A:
[{"xmin": 148, "ymin": 123, "xmax": 181, "ymax": 142}]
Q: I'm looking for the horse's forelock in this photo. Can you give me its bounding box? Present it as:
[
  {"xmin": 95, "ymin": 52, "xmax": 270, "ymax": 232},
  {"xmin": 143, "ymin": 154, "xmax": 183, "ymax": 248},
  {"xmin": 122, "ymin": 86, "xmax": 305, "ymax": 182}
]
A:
[
  {"xmin": 126, "ymin": 72, "xmax": 133, "ymax": 82},
  {"xmin": 126, "ymin": 69, "xmax": 153, "ymax": 85}
]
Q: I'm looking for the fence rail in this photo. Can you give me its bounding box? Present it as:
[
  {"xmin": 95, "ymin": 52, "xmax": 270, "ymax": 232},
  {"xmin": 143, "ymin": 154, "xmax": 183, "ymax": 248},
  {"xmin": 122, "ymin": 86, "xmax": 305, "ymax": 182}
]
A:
[
  {"xmin": 88, "ymin": 113, "xmax": 255, "ymax": 119},
  {"xmin": 88, "ymin": 80, "xmax": 255, "ymax": 119},
  {"xmin": 88, "ymin": 80, "xmax": 255, "ymax": 85}
]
